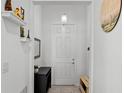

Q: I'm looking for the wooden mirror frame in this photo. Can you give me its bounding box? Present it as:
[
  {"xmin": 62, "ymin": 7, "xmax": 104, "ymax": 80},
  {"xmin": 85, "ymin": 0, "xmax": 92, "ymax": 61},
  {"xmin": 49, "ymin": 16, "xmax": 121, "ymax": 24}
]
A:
[{"xmin": 101, "ymin": 0, "xmax": 122, "ymax": 32}]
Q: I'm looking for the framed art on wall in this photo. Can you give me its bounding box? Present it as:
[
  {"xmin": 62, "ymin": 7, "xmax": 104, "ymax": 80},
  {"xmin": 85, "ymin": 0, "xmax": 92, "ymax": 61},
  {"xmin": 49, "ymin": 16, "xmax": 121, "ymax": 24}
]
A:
[
  {"xmin": 34, "ymin": 38, "xmax": 41, "ymax": 59},
  {"xmin": 101, "ymin": 0, "xmax": 122, "ymax": 32}
]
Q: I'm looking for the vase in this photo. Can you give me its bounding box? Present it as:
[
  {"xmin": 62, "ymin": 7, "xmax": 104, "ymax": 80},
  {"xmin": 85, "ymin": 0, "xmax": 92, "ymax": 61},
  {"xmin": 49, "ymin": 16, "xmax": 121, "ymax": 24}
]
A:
[
  {"xmin": 27, "ymin": 30, "xmax": 30, "ymax": 39},
  {"xmin": 5, "ymin": 0, "xmax": 12, "ymax": 11}
]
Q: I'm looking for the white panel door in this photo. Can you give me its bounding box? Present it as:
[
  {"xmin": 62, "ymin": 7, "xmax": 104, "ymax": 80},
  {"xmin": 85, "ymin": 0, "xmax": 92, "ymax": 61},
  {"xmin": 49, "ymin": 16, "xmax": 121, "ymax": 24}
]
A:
[{"xmin": 52, "ymin": 24, "xmax": 77, "ymax": 85}]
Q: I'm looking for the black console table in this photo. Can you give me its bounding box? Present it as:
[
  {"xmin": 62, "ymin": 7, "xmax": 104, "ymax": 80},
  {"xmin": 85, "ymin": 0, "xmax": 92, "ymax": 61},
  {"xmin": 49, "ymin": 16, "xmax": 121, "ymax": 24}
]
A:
[{"xmin": 34, "ymin": 67, "xmax": 51, "ymax": 93}]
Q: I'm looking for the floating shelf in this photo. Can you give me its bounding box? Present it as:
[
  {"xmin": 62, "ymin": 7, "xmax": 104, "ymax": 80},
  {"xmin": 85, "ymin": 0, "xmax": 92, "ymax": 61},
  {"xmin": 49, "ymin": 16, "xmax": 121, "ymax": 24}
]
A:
[
  {"xmin": 20, "ymin": 37, "xmax": 31, "ymax": 43},
  {"xmin": 2, "ymin": 11, "xmax": 26, "ymax": 26}
]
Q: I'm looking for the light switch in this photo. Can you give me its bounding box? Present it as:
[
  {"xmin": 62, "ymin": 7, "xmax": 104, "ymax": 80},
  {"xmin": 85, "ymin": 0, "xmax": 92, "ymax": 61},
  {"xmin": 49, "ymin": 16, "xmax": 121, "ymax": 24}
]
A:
[
  {"xmin": 88, "ymin": 47, "xmax": 90, "ymax": 51},
  {"xmin": 2, "ymin": 62, "xmax": 9, "ymax": 74}
]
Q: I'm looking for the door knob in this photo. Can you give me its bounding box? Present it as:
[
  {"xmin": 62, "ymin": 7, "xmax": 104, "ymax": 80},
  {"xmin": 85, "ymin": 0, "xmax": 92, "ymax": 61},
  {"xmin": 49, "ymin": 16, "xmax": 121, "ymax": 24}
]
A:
[
  {"xmin": 72, "ymin": 62, "xmax": 75, "ymax": 64},
  {"xmin": 72, "ymin": 58, "xmax": 75, "ymax": 64},
  {"xmin": 72, "ymin": 58, "xmax": 75, "ymax": 61}
]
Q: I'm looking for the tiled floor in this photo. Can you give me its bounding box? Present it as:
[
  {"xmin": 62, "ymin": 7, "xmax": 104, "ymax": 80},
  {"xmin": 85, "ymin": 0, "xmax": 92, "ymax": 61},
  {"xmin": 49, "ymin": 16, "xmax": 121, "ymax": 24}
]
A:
[{"xmin": 48, "ymin": 86, "xmax": 81, "ymax": 93}]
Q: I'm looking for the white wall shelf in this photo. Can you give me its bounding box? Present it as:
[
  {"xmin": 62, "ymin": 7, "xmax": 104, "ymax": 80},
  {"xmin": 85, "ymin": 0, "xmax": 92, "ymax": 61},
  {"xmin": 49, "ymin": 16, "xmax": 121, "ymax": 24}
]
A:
[
  {"xmin": 2, "ymin": 11, "xmax": 27, "ymax": 26},
  {"xmin": 20, "ymin": 37, "xmax": 31, "ymax": 43}
]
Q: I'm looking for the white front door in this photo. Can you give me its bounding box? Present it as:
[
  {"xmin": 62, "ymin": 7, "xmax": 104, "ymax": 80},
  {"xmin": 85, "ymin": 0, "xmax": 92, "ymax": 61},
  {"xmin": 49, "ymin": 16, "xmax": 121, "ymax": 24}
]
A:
[{"xmin": 51, "ymin": 24, "xmax": 77, "ymax": 85}]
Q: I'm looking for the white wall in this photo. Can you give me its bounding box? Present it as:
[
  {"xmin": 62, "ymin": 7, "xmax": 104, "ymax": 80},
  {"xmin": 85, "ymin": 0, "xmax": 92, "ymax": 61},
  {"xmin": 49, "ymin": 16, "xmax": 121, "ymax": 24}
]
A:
[
  {"xmin": 41, "ymin": 5, "xmax": 88, "ymax": 83},
  {"xmin": 1, "ymin": 0, "xmax": 31, "ymax": 93},
  {"xmin": 93, "ymin": 0, "xmax": 122, "ymax": 93},
  {"xmin": 34, "ymin": 5, "xmax": 43, "ymax": 66}
]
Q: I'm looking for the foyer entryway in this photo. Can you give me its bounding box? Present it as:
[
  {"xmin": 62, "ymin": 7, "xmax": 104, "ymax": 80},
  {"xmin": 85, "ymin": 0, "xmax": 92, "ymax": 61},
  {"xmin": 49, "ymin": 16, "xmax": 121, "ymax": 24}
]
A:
[{"xmin": 33, "ymin": 1, "xmax": 93, "ymax": 93}]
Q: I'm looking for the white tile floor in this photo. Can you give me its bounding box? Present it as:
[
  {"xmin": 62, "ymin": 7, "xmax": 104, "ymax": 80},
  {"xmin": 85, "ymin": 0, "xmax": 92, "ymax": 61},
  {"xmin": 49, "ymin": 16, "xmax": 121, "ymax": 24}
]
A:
[{"xmin": 48, "ymin": 86, "xmax": 81, "ymax": 93}]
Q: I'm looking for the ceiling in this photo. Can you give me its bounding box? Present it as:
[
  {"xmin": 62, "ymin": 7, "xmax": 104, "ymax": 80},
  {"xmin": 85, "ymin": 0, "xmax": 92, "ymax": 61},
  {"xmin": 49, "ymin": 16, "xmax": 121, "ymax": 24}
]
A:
[{"xmin": 32, "ymin": 0, "xmax": 92, "ymax": 5}]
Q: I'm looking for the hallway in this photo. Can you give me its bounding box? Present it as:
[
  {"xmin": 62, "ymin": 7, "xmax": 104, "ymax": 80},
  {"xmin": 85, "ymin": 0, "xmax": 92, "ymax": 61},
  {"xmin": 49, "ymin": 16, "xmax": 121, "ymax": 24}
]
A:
[{"xmin": 1, "ymin": 0, "xmax": 122, "ymax": 93}]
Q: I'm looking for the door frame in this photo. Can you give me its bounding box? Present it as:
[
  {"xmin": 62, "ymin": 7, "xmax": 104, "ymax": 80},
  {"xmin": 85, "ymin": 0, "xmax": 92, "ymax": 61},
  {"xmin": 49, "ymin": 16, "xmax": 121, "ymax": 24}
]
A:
[
  {"xmin": 31, "ymin": 1, "xmax": 94, "ymax": 93},
  {"xmin": 89, "ymin": 1, "xmax": 94, "ymax": 93}
]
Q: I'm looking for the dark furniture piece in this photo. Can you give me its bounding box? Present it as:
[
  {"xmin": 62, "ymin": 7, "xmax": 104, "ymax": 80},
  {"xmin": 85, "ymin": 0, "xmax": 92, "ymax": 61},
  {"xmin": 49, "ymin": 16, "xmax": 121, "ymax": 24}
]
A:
[{"xmin": 34, "ymin": 67, "xmax": 51, "ymax": 93}]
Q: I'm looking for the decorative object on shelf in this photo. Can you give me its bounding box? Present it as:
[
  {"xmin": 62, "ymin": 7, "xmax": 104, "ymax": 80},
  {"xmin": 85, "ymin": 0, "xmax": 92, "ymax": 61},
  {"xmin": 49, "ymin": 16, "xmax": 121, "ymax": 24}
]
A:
[
  {"xmin": 14, "ymin": 7, "xmax": 25, "ymax": 20},
  {"xmin": 34, "ymin": 38, "xmax": 41, "ymax": 59},
  {"xmin": 34, "ymin": 65, "xmax": 39, "ymax": 73},
  {"xmin": 20, "ymin": 29, "xmax": 31, "ymax": 42},
  {"xmin": 14, "ymin": 7, "xmax": 21, "ymax": 18},
  {"xmin": 20, "ymin": 26, "xmax": 25, "ymax": 37},
  {"xmin": 27, "ymin": 30, "xmax": 30, "ymax": 39},
  {"xmin": 101, "ymin": 0, "xmax": 122, "ymax": 32},
  {"xmin": 5, "ymin": 0, "xmax": 12, "ymax": 11},
  {"xmin": 21, "ymin": 7, "xmax": 25, "ymax": 20}
]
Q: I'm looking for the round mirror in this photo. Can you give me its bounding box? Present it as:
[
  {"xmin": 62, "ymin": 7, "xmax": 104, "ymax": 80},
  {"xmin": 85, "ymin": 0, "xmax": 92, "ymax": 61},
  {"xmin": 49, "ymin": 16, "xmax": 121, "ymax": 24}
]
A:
[{"xmin": 101, "ymin": 0, "xmax": 122, "ymax": 32}]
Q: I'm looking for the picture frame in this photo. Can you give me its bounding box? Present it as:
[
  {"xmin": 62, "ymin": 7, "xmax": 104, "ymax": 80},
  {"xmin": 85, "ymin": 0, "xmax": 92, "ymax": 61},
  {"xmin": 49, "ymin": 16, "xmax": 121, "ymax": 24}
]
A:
[{"xmin": 34, "ymin": 38, "xmax": 41, "ymax": 59}]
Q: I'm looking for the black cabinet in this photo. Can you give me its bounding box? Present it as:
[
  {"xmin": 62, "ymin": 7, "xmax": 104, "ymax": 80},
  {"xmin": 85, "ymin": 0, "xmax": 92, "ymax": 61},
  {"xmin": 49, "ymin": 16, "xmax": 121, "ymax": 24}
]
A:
[{"xmin": 34, "ymin": 67, "xmax": 51, "ymax": 93}]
